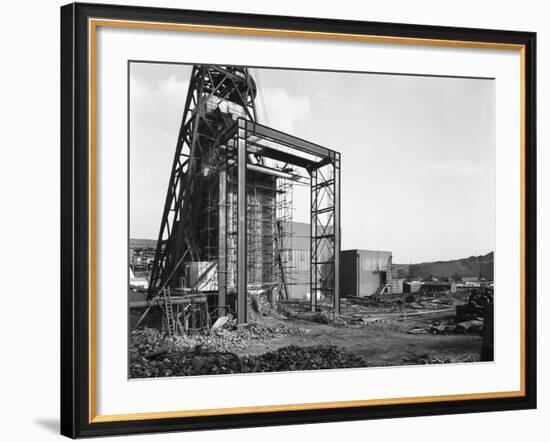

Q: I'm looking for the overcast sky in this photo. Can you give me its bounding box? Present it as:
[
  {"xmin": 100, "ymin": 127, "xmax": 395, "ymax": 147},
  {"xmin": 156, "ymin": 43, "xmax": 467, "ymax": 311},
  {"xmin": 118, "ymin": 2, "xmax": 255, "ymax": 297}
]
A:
[{"xmin": 130, "ymin": 62, "xmax": 495, "ymax": 264}]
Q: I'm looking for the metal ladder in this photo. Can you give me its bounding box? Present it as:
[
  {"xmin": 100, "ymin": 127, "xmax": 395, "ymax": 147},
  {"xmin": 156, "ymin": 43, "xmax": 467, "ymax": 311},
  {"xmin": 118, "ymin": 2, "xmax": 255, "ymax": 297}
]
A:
[{"xmin": 163, "ymin": 287, "xmax": 177, "ymax": 337}]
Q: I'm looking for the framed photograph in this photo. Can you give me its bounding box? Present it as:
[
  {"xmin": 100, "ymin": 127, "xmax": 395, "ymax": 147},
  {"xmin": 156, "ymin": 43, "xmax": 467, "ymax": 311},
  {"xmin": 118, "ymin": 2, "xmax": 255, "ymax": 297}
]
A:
[{"xmin": 60, "ymin": 2, "xmax": 537, "ymax": 438}]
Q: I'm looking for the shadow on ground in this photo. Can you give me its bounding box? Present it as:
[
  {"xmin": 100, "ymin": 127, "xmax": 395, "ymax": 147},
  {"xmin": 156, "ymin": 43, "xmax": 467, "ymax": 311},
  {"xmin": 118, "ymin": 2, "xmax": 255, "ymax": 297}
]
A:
[{"xmin": 34, "ymin": 418, "xmax": 58, "ymax": 434}]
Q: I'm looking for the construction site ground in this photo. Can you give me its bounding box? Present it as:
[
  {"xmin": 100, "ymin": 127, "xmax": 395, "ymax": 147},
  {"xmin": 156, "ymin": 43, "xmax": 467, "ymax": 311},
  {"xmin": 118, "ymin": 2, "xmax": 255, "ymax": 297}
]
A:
[
  {"xmin": 129, "ymin": 290, "xmax": 483, "ymax": 378},
  {"xmin": 241, "ymin": 310, "xmax": 480, "ymax": 363}
]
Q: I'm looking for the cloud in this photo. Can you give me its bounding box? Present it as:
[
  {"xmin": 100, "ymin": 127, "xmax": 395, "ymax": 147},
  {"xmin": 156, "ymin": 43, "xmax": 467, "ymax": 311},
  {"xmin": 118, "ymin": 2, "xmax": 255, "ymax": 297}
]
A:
[
  {"xmin": 132, "ymin": 75, "xmax": 310, "ymax": 136},
  {"xmin": 131, "ymin": 73, "xmax": 188, "ymax": 100},
  {"xmin": 130, "ymin": 73, "xmax": 190, "ymax": 239},
  {"xmin": 130, "ymin": 74, "xmax": 189, "ymax": 133},
  {"xmin": 158, "ymin": 74, "xmax": 190, "ymax": 97},
  {"xmin": 258, "ymin": 88, "xmax": 311, "ymax": 133}
]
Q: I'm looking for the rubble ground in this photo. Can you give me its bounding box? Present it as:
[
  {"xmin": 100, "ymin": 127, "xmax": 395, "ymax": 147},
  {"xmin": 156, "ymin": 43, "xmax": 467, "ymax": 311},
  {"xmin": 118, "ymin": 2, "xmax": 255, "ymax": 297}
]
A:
[{"xmin": 129, "ymin": 291, "xmax": 483, "ymax": 378}]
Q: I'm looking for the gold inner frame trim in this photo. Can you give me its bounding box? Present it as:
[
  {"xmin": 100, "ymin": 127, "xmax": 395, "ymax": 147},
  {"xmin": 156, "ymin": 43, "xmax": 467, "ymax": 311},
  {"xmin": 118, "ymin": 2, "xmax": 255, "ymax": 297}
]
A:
[{"xmin": 88, "ymin": 17, "xmax": 527, "ymax": 424}]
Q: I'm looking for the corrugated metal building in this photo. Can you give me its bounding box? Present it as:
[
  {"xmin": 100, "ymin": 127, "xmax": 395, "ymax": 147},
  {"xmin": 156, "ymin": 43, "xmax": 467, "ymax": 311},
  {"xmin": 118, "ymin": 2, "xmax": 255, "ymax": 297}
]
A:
[
  {"xmin": 340, "ymin": 249, "xmax": 393, "ymax": 297},
  {"xmin": 285, "ymin": 221, "xmax": 311, "ymax": 299},
  {"xmin": 261, "ymin": 225, "xmax": 398, "ymax": 300},
  {"xmin": 284, "ymin": 221, "xmax": 336, "ymax": 300}
]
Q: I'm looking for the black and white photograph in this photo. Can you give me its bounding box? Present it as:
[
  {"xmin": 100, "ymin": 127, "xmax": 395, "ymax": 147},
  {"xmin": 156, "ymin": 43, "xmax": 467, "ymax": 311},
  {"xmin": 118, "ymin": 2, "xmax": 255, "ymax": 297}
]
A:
[
  {"xmin": 128, "ymin": 62, "xmax": 495, "ymax": 378},
  {"xmin": 1, "ymin": 0, "xmax": 542, "ymax": 438}
]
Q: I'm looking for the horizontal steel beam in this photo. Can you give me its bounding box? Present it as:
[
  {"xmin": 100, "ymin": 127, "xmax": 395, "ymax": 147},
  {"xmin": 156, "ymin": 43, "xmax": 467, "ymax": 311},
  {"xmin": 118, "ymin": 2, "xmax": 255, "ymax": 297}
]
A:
[
  {"xmin": 247, "ymin": 163, "xmax": 302, "ymax": 181},
  {"xmin": 248, "ymin": 143, "xmax": 320, "ymax": 169},
  {"xmin": 243, "ymin": 119, "xmax": 333, "ymax": 159},
  {"xmin": 129, "ymin": 296, "xmax": 207, "ymax": 309}
]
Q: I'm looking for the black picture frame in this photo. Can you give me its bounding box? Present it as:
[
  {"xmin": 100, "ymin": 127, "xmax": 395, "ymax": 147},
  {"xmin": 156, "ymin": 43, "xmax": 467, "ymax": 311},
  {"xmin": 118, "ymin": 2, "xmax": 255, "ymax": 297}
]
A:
[{"xmin": 61, "ymin": 2, "xmax": 537, "ymax": 438}]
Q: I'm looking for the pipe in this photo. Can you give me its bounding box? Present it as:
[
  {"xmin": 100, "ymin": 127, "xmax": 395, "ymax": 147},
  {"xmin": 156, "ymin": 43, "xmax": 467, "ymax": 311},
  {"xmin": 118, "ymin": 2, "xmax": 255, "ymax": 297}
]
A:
[
  {"xmin": 226, "ymin": 159, "xmax": 304, "ymax": 181},
  {"xmin": 129, "ymin": 296, "xmax": 207, "ymax": 309},
  {"xmin": 246, "ymin": 163, "xmax": 302, "ymax": 181}
]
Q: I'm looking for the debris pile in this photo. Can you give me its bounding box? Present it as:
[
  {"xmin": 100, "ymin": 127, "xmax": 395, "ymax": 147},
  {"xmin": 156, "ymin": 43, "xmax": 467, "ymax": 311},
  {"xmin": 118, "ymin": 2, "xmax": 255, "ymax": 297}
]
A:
[
  {"xmin": 402, "ymin": 354, "xmax": 480, "ymax": 365},
  {"xmin": 130, "ymin": 344, "xmax": 370, "ymax": 378},
  {"xmin": 129, "ymin": 321, "xmax": 309, "ymax": 377},
  {"xmin": 280, "ymin": 294, "xmax": 463, "ymax": 328},
  {"xmin": 131, "ymin": 347, "xmax": 244, "ymax": 378},
  {"xmin": 247, "ymin": 289, "xmax": 274, "ymax": 318},
  {"xmin": 242, "ymin": 345, "xmax": 368, "ymax": 372},
  {"xmin": 128, "ymin": 287, "xmax": 488, "ymax": 378},
  {"xmin": 407, "ymin": 318, "xmax": 484, "ymax": 335},
  {"xmin": 131, "ymin": 321, "xmax": 298, "ymax": 355},
  {"xmin": 279, "ymin": 302, "xmax": 332, "ymax": 324}
]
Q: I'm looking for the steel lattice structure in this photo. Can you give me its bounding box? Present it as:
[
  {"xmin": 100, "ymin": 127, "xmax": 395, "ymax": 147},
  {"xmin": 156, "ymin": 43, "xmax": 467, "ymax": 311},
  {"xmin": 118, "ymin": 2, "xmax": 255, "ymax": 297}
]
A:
[
  {"xmin": 148, "ymin": 66, "xmax": 258, "ymax": 298},
  {"xmin": 148, "ymin": 64, "xmax": 341, "ymax": 322}
]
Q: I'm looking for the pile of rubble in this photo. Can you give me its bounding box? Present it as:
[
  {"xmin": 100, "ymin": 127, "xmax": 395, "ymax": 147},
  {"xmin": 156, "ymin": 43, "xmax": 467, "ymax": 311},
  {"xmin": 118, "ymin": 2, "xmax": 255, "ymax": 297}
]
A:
[
  {"xmin": 344, "ymin": 293, "xmax": 455, "ymax": 313},
  {"xmin": 401, "ymin": 353, "xmax": 480, "ymax": 365},
  {"xmin": 278, "ymin": 293, "xmax": 462, "ymax": 329},
  {"xmin": 406, "ymin": 293, "xmax": 489, "ymax": 336},
  {"xmin": 407, "ymin": 318, "xmax": 484, "ymax": 335},
  {"xmin": 130, "ymin": 346, "xmax": 245, "ymax": 378},
  {"xmin": 129, "ymin": 321, "xmax": 307, "ymax": 378},
  {"xmin": 132, "ymin": 321, "xmax": 298, "ymax": 354},
  {"xmin": 241, "ymin": 345, "xmax": 368, "ymax": 372},
  {"xmin": 130, "ymin": 344, "xmax": 370, "ymax": 378}
]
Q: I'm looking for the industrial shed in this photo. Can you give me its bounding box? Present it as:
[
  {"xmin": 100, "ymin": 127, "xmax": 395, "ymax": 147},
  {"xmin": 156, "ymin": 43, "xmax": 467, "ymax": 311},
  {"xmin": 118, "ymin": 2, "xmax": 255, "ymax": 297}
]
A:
[
  {"xmin": 403, "ymin": 281, "xmax": 423, "ymax": 293},
  {"xmin": 340, "ymin": 249, "xmax": 394, "ymax": 297}
]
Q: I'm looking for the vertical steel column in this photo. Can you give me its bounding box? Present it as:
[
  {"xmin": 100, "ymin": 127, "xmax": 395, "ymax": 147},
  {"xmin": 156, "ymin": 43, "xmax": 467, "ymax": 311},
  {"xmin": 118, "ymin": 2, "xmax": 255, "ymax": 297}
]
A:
[
  {"xmin": 218, "ymin": 166, "xmax": 227, "ymax": 316},
  {"xmin": 237, "ymin": 119, "xmax": 247, "ymax": 324},
  {"xmin": 310, "ymin": 168, "xmax": 318, "ymax": 312},
  {"xmin": 333, "ymin": 153, "xmax": 341, "ymax": 316}
]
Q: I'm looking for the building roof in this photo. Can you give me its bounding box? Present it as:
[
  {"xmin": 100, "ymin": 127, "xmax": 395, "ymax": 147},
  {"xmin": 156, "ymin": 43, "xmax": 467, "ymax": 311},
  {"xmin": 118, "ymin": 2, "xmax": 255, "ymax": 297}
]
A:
[
  {"xmin": 342, "ymin": 249, "xmax": 392, "ymax": 256},
  {"xmin": 423, "ymin": 281, "xmax": 455, "ymax": 286}
]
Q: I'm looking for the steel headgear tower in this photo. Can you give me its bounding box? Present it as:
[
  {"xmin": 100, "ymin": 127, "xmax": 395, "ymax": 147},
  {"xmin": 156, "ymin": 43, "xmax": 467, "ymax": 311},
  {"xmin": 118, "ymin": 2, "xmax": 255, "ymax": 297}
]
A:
[
  {"xmin": 148, "ymin": 66, "xmax": 258, "ymax": 298},
  {"xmin": 147, "ymin": 64, "xmax": 340, "ymax": 326}
]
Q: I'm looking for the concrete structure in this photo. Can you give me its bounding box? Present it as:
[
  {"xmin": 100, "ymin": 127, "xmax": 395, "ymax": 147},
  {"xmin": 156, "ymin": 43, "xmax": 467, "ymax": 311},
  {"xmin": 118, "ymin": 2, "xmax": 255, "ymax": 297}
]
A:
[
  {"xmin": 393, "ymin": 278, "xmax": 406, "ymax": 294},
  {"xmin": 403, "ymin": 281, "xmax": 423, "ymax": 293},
  {"xmin": 340, "ymin": 249, "xmax": 394, "ymax": 297}
]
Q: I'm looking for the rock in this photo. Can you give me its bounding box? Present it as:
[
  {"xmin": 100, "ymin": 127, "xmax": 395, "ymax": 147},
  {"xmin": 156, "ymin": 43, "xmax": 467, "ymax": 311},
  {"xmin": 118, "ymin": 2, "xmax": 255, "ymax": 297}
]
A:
[
  {"xmin": 212, "ymin": 316, "xmax": 230, "ymax": 329},
  {"xmin": 407, "ymin": 327, "xmax": 429, "ymax": 334},
  {"xmin": 430, "ymin": 324, "xmax": 452, "ymax": 334},
  {"xmin": 456, "ymin": 319, "xmax": 483, "ymax": 332}
]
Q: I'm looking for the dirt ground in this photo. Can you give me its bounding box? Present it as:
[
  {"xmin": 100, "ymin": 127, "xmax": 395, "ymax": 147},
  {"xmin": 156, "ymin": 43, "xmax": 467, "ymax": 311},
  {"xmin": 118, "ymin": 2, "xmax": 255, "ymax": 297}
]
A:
[
  {"xmin": 240, "ymin": 310, "xmax": 481, "ymax": 366},
  {"xmin": 129, "ymin": 290, "xmax": 484, "ymax": 378}
]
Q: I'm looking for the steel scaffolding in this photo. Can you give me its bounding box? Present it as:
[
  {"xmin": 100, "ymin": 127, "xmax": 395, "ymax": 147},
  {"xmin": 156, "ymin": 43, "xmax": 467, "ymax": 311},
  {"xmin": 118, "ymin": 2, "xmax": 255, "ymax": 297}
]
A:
[
  {"xmin": 310, "ymin": 156, "xmax": 341, "ymax": 314},
  {"xmin": 148, "ymin": 66, "xmax": 258, "ymax": 298},
  {"xmin": 148, "ymin": 65, "xmax": 341, "ymax": 327}
]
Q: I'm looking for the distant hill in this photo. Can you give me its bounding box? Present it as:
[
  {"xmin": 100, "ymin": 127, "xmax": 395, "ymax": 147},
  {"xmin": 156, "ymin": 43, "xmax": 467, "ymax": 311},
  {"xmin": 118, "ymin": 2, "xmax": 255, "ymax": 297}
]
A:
[
  {"xmin": 130, "ymin": 238, "xmax": 157, "ymax": 249},
  {"xmin": 130, "ymin": 238, "xmax": 494, "ymax": 281},
  {"xmin": 394, "ymin": 252, "xmax": 494, "ymax": 281}
]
